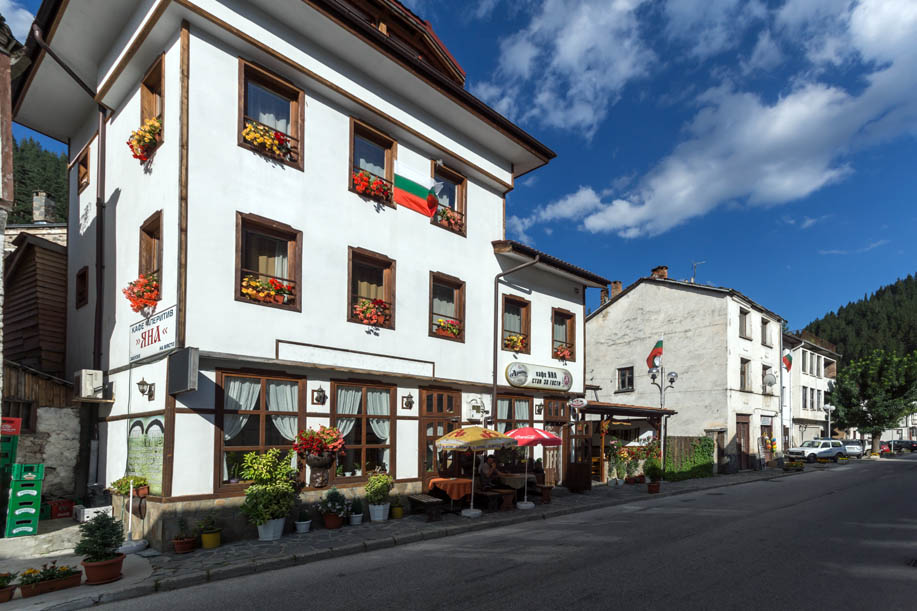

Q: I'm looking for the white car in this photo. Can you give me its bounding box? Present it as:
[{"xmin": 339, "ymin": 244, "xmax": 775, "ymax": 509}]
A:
[{"xmin": 786, "ymin": 439, "xmax": 846, "ymax": 463}]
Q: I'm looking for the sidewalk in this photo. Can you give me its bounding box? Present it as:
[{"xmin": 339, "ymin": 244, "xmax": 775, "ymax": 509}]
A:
[{"xmin": 2, "ymin": 466, "xmax": 843, "ymax": 610}]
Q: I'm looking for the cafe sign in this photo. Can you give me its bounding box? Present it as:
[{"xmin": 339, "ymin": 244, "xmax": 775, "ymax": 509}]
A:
[
  {"xmin": 505, "ymin": 363, "xmax": 573, "ymax": 391},
  {"xmin": 129, "ymin": 305, "xmax": 177, "ymax": 362}
]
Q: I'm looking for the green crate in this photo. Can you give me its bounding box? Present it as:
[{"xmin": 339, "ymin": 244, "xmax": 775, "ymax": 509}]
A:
[
  {"xmin": 0, "ymin": 436, "xmax": 17, "ymax": 467},
  {"xmin": 38, "ymin": 503, "xmax": 51, "ymax": 520},
  {"xmin": 10, "ymin": 464, "xmax": 43, "ymax": 482},
  {"xmin": 7, "ymin": 499, "xmax": 40, "ymax": 520},
  {"xmin": 8, "ymin": 480, "xmax": 41, "ymax": 502},
  {"xmin": 3, "ymin": 515, "xmax": 38, "ymax": 537}
]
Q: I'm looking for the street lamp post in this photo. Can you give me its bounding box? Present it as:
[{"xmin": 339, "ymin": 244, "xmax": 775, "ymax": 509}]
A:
[
  {"xmin": 649, "ymin": 367, "xmax": 678, "ymax": 477},
  {"xmin": 825, "ymin": 405, "xmax": 836, "ymax": 439}
]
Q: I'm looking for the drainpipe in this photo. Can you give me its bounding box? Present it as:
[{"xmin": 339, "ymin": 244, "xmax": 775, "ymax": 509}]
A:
[{"xmin": 491, "ymin": 255, "xmax": 540, "ymax": 425}]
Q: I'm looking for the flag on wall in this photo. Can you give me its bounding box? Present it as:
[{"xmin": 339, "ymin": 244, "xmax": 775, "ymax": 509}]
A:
[
  {"xmin": 646, "ymin": 338, "xmax": 663, "ymax": 369},
  {"xmin": 783, "ymin": 351, "xmax": 792, "ymax": 371},
  {"xmin": 393, "ymin": 160, "xmax": 439, "ymax": 217}
]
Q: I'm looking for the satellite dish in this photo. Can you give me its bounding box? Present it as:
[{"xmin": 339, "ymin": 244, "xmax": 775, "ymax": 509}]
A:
[{"xmin": 763, "ymin": 373, "xmax": 777, "ymax": 387}]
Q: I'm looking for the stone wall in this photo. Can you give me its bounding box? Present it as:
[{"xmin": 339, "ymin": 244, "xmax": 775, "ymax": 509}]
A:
[{"xmin": 16, "ymin": 406, "xmax": 81, "ymax": 498}]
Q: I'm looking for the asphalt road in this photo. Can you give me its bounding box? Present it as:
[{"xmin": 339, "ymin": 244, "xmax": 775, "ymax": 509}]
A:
[{"xmin": 106, "ymin": 456, "xmax": 917, "ymax": 611}]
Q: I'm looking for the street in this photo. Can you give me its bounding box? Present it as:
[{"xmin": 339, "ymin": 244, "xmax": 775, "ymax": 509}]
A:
[{"xmin": 106, "ymin": 457, "xmax": 917, "ymax": 611}]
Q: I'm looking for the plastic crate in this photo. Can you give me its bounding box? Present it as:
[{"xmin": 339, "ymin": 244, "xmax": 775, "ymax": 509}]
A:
[
  {"xmin": 73, "ymin": 505, "xmax": 112, "ymax": 523},
  {"xmin": 3, "ymin": 516, "xmax": 38, "ymax": 537},
  {"xmin": 0, "ymin": 436, "xmax": 17, "ymax": 467},
  {"xmin": 10, "ymin": 464, "xmax": 44, "ymax": 482},
  {"xmin": 39, "ymin": 502, "xmax": 51, "ymax": 520},
  {"xmin": 49, "ymin": 499, "xmax": 75, "ymax": 519}
]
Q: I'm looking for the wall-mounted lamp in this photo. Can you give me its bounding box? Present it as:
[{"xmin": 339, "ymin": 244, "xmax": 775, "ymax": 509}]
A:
[
  {"xmin": 136, "ymin": 378, "xmax": 155, "ymax": 401},
  {"xmin": 535, "ymin": 403, "xmax": 544, "ymax": 416},
  {"xmin": 402, "ymin": 393, "xmax": 414, "ymax": 410},
  {"xmin": 312, "ymin": 386, "xmax": 327, "ymax": 405}
]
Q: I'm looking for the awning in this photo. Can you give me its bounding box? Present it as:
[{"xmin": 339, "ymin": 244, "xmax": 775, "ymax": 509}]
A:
[{"xmin": 575, "ymin": 402, "xmax": 677, "ymax": 418}]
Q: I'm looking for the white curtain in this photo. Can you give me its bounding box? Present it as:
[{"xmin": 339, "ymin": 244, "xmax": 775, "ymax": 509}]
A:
[
  {"xmin": 336, "ymin": 386, "xmax": 362, "ymax": 438},
  {"xmin": 247, "ymin": 81, "xmax": 289, "ymax": 133},
  {"xmin": 367, "ymin": 389, "xmax": 390, "ymax": 469},
  {"xmin": 354, "ymin": 136, "xmax": 385, "ymax": 176},
  {"xmin": 553, "ymin": 318, "xmax": 566, "ymax": 343},
  {"xmin": 432, "ymin": 284, "xmax": 455, "ymax": 317},
  {"xmin": 515, "ymin": 399, "xmax": 530, "ymax": 424},
  {"xmin": 496, "ymin": 398, "xmax": 510, "ymax": 433},
  {"xmin": 223, "ymin": 377, "xmax": 259, "ymax": 480},
  {"xmin": 268, "ymin": 380, "xmax": 298, "ymax": 439},
  {"xmin": 504, "ymin": 306, "xmax": 521, "ymax": 334}
]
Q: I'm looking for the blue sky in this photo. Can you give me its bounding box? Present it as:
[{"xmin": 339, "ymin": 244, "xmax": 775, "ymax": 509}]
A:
[{"xmin": 7, "ymin": 0, "xmax": 917, "ymax": 329}]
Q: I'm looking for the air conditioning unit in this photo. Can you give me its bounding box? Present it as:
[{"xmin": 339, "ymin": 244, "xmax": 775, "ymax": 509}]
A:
[{"xmin": 74, "ymin": 369, "xmax": 104, "ymax": 400}]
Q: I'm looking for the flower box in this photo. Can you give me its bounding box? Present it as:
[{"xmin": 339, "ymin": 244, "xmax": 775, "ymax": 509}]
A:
[
  {"xmin": 352, "ymin": 170, "xmax": 392, "ymax": 203},
  {"xmin": 503, "ymin": 334, "xmax": 526, "ymax": 352},
  {"xmin": 123, "ymin": 273, "xmax": 160, "ymax": 314},
  {"xmin": 127, "ymin": 117, "xmax": 162, "ymax": 162},
  {"xmin": 433, "ymin": 206, "xmax": 464, "ymax": 233},
  {"xmin": 240, "ymin": 275, "xmax": 295, "ymax": 305},
  {"xmin": 553, "ymin": 345, "xmax": 573, "ymax": 360},
  {"xmin": 18, "ymin": 562, "xmax": 82, "ymax": 598},
  {"xmin": 241, "ymin": 121, "xmax": 295, "ymax": 162},
  {"xmin": 353, "ymin": 298, "xmax": 390, "ymax": 326},
  {"xmin": 434, "ymin": 318, "xmax": 461, "ymax": 338}
]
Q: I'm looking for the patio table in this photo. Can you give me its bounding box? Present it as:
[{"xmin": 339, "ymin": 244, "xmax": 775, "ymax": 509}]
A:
[{"xmin": 428, "ymin": 477, "xmax": 473, "ymax": 503}]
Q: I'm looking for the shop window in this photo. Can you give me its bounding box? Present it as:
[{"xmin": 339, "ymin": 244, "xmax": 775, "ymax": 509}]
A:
[
  {"xmin": 543, "ymin": 399, "xmax": 567, "ymax": 422},
  {"xmin": 238, "ymin": 59, "xmax": 303, "ymax": 169},
  {"xmin": 551, "ymin": 308, "xmax": 575, "ymax": 361},
  {"xmin": 501, "ymin": 294, "xmax": 530, "ymax": 354},
  {"xmin": 75, "ymin": 266, "xmax": 89, "ymax": 309},
  {"xmin": 77, "ymin": 148, "xmax": 90, "ymax": 194},
  {"xmin": 429, "ymin": 272, "xmax": 464, "ymax": 342},
  {"xmin": 235, "ymin": 212, "xmax": 302, "ymax": 311},
  {"xmin": 216, "ymin": 372, "xmax": 304, "ymax": 488},
  {"xmin": 348, "ymin": 247, "xmax": 395, "ymax": 329},
  {"xmin": 740, "ymin": 358, "xmax": 751, "ymax": 391},
  {"xmin": 140, "ymin": 54, "xmax": 164, "ymax": 131},
  {"xmin": 332, "ymin": 383, "xmax": 394, "ymax": 481},
  {"xmin": 2, "ymin": 399, "xmax": 36, "ymax": 433},
  {"xmin": 495, "ymin": 396, "xmax": 533, "ymax": 433},
  {"xmin": 430, "ymin": 164, "xmax": 466, "ymax": 235},
  {"xmin": 139, "ymin": 211, "xmax": 162, "ymax": 280},
  {"xmin": 617, "ymin": 366, "xmax": 634, "ymax": 392},
  {"xmin": 350, "ymin": 120, "xmax": 394, "ymax": 204}
]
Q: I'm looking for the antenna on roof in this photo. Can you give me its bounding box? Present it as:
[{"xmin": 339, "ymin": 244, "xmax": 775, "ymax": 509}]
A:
[{"xmin": 690, "ymin": 261, "xmax": 706, "ymax": 284}]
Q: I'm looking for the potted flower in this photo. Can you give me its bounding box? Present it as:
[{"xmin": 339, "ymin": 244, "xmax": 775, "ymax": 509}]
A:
[
  {"xmin": 294, "ymin": 425, "xmax": 346, "ymax": 488},
  {"xmin": 239, "ymin": 449, "xmax": 298, "ymax": 541},
  {"xmin": 18, "ymin": 562, "xmax": 81, "ymax": 597},
  {"xmin": 353, "ymin": 298, "xmax": 390, "ymax": 326},
  {"xmin": 349, "ymin": 498, "xmax": 364, "ymax": 526},
  {"xmin": 241, "ymin": 121, "xmax": 293, "ymax": 161},
  {"xmin": 435, "ymin": 318, "xmax": 462, "ymax": 338},
  {"xmin": 240, "ymin": 275, "xmax": 295, "ymax": 304},
  {"xmin": 122, "ymin": 273, "xmax": 160, "ymax": 314},
  {"xmin": 196, "ymin": 512, "xmax": 221, "ymax": 549},
  {"xmin": 615, "ymin": 458, "xmax": 627, "ymax": 487},
  {"xmin": 109, "ymin": 475, "xmax": 149, "ymax": 497},
  {"xmin": 553, "ymin": 344, "xmax": 573, "ymax": 360},
  {"xmin": 503, "ymin": 334, "xmax": 526, "ymax": 352},
  {"xmin": 434, "ymin": 206, "xmax": 463, "ymax": 232},
  {"xmin": 365, "ymin": 473, "xmax": 393, "ymax": 522},
  {"xmin": 0, "ymin": 572, "xmax": 17, "ymax": 602},
  {"xmin": 390, "ymin": 496, "xmax": 404, "ymax": 519},
  {"xmin": 624, "ymin": 452, "xmax": 638, "ymax": 483},
  {"xmin": 172, "ymin": 518, "xmax": 196, "ymax": 554},
  {"xmin": 317, "ymin": 487, "xmax": 347, "ymax": 529},
  {"xmin": 294, "ymin": 508, "xmax": 312, "ymax": 534},
  {"xmin": 75, "ymin": 513, "xmax": 125, "ymax": 585},
  {"xmin": 127, "ymin": 116, "xmax": 162, "ymax": 162},
  {"xmin": 644, "ymin": 458, "xmax": 662, "ymax": 493},
  {"xmin": 352, "ymin": 169, "xmax": 393, "ymax": 202}
]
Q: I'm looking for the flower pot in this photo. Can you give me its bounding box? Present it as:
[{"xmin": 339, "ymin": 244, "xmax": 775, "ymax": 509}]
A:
[
  {"xmin": 272, "ymin": 294, "xmax": 284, "ymax": 304},
  {"xmin": 82, "ymin": 554, "xmax": 125, "ymax": 585},
  {"xmin": 294, "ymin": 520, "xmax": 312, "ymax": 534},
  {"xmin": 200, "ymin": 529, "xmax": 221, "ymax": 549},
  {"xmin": 368, "ymin": 502, "xmax": 390, "ymax": 522},
  {"xmin": 322, "ymin": 513, "xmax": 344, "ymax": 530},
  {"xmin": 614, "ymin": 478, "xmax": 624, "ymax": 488},
  {"xmin": 133, "ymin": 485, "xmax": 149, "ymax": 498},
  {"xmin": 349, "ymin": 513, "xmax": 363, "ymax": 526},
  {"xmin": 257, "ymin": 517, "xmax": 285, "ymax": 541},
  {"xmin": 305, "ymin": 452, "xmax": 335, "ymax": 488},
  {"xmin": 390, "ymin": 506, "xmax": 404, "ymax": 520},
  {"xmin": 19, "ymin": 572, "xmax": 82, "ymax": 597},
  {"xmin": 637, "ymin": 475, "xmax": 646, "ymax": 484},
  {"xmin": 647, "ymin": 481, "xmax": 661, "ymax": 494},
  {"xmin": 0, "ymin": 585, "xmax": 17, "ymax": 602},
  {"xmin": 173, "ymin": 537, "xmax": 196, "ymax": 554}
]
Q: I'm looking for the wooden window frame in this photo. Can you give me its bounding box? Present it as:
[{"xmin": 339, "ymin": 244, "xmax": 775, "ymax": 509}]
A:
[
  {"xmin": 429, "ymin": 271, "xmax": 465, "ymax": 343},
  {"xmin": 347, "ymin": 246, "xmax": 396, "ymax": 330},
  {"xmin": 234, "ymin": 212, "xmax": 303, "ymax": 312},
  {"xmin": 739, "ymin": 308, "xmax": 751, "ymax": 340},
  {"xmin": 550, "ymin": 307, "xmax": 576, "ymax": 362},
  {"xmin": 760, "ymin": 319, "xmax": 771, "ymax": 347},
  {"xmin": 237, "ymin": 58, "xmax": 305, "ymax": 171},
  {"xmin": 76, "ymin": 148, "xmax": 90, "ymax": 194},
  {"xmin": 429, "ymin": 161, "xmax": 467, "ymax": 237},
  {"xmin": 501, "ymin": 294, "xmax": 531, "ymax": 354},
  {"xmin": 139, "ymin": 210, "xmax": 163, "ymax": 281},
  {"xmin": 740, "ymin": 358, "xmax": 751, "ymax": 391},
  {"xmin": 213, "ymin": 370, "xmax": 306, "ymax": 493},
  {"xmin": 330, "ymin": 380, "xmax": 396, "ymax": 485},
  {"xmin": 349, "ymin": 118, "xmax": 396, "ymax": 207},
  {"xmin": 140, "ymin": 53, "xmax": 165, "ymax": 153},
  {"xmin": 617, "ymin": 366, "xmax": 635, "ymax": 392},
  {"xmin": 3, "ymin": 399, "xmax": 37, "ymax": 434},
  {"xmin": 75, "ymin": 266, "xmax": 89, "ymax": 309},
  {"xmin": 543, "ymin": 399, "xmax": 568, "ymax": 423},
  {"xmin": 419, "ymin": 387, "xmax": 461, "ymax": 479},
  {"xmin": 494, "ymin": 395, "xmax": 534, "ymax": 432}
]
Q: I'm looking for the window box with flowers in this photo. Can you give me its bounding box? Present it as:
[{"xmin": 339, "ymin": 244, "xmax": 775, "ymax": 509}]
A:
[
  {"xmin": 240, "ymin": 274, "xmax": 295, "ymax": 305},
  {"xmin": 503, "ymin": 334, "xmax": 527, "ymax": 352},
  {"xmin": 553, "ymin": 344, "xmax": 574, "ymax": 361},
  {"xmin": 353, "ymin": 298, "xmax": 391, "ymax": 327},
  {"xmin": 18, "ymin": 562, "xmax": 81, "ymax": 598},
  {"xmin": 241, "ymin": 121, "xmax": 297, "ymax": 163},
  {"xmin": 433, "ymin": 205, "xmax": 464, "ymax": 234},
  {"xmin": 123, "ymin": 273, "xmax": 160, "ymax": 315},
  {"xmin": 434, "ymin": 318, "xmax": 462, "ymax": 338},
  {"xmin": 127, "ymin": 117, "xmax": 162, "ymax": 162},
  {"xmin": 351, "ymin": 169, "xmax": 393, "ymax": 204}
]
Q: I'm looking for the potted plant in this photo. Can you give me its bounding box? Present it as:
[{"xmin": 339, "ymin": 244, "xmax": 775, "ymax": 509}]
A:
[
  {"xmin": 18, "ymin": 562, "xmax": 81, "ymax": 597},
  {"xmin": 294, "ymin": 425, "xmax": 346, "ymax": 488},
  {"xmin": 75, "ymin": 513, "xmax": 125, "ymax": 585},
  {"xmin": 644, "ymin": 458, "xmax": 662, "ymax": 493},
  {"xmin": 317, "ymin": 487, "xmax": 347, "ymax": 529},
  {"xmin": 503, "ymin": 334, "xmax": 526, "ymax": 352},
  {"xmin": 349, "ymin": 498, "xmax": 364, "ymax": 526},
  {"xmin": 240, "ymin": 275, "xmax": 295, "ymax": 304},
  {"xmin": 624, "ymin": 453, "xmax": 638, "ymax": 483},
  {"xmin": 0, "ymin": 572, "xmax": 17, "ymax": 602},
  {"xmin": 553, "ymin": 344, "xmax": 573, "ymax": 360},
  {"xmin": 390, "ymin": 496, "xmax": 404, "ymax": 519},
  {"xmin": 365, "ymin": 473, "xmax": 394, "ymax": 521},
  {"xmin": 352, "ymin": 169, "xmax": 393, "ymax": 202},
  {"xmin": 196, "ymin": 512, "xmax": 221, "ymax": 549},
  {"xmin": 353, "ymin": 298, "xmax": 390, "ymax": 326},
  {"xmin": 434, "ymin": 318, "xmax": 462, "ymax": 338},
  {"xmin": 241, "ymin": 121, "xmax": 294, "ymax": 161},
  {"xmin": 615, "ymin": 459, "xmax": 626, "ymax": 487},
  {"xmin": 294, "ymin": 508, "xmax": 312, "ymax": 534},
  {"xmin": 172, "ymin": 518, "xmax": 196, "ymax": 554},
  {"xmin": 122, "ymin": 273, "xmax": 160, "ymax": 314},
  {"xmin": 109, "ymin": 475, "xmax": 149, "ymax": 497},
  {"xmin": 239, "ymin": 449, "xmax": 298, "ymax": 541},
  {"xmin": 127, "ymin": 116, "xmax": 162, "ymax": 162},
  {"xmin": 434, "ymin": 206, "xmax": 463, "ymax": 232}
]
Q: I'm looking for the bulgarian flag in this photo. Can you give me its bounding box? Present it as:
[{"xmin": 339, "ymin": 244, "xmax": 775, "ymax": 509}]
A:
[
  {"xmin": 394, "ymin": 160, "xmax": 439, "ymax": 217},
  {"xmin": 646, "ymin": 338, "xmax": 663, "ymax": 369},
  {"xmin": 783, "ymin": 351, "xmax": 792, "ymax": 371}
]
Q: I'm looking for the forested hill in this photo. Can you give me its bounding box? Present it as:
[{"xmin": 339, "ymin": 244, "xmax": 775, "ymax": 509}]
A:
[
  {"xmin": 804, "ymin": 274, "xmax": 917, "ymax": 366},
  {"xmin": 12, "ymin": 137, "xmax": 68, "ymax": 223}
]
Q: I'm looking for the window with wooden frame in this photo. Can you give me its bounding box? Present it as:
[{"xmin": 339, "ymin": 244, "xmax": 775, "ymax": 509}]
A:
[
  {"xmin": 760, "ymin": 319, "xmax": 771, "ymax": 347},
  {"xmin": 75, "ymin": 266, "xmax": 89, "ymax": 309},
  {"xmin": 350, "ymin": 120, "xmax": 395, "ymax": 205},
  {"xmin": 740, "ymin": 358, "xmax": 751, "ymax": 391},
  {"xmin": 76, "ymin": 148, "xmax": 90, "ymax": 194},
  {"xmin": 551, "ymin": 308, "xmax": 575, "ymax": 361},
  {"xmin": 739, "ymin": 308, "xmax": 751, "ymax": 340},
  {"xmin": 140, "ymin": 54, "xmax": 164, "ymax": 146},
  {"xmin": 332, "ymin": 382, "xmax": 394, "ymax": 482},
  {"xmin": 348, "ymin": 247, "xmax": 395, "ymax": 329},
  {"xmin": 238, "ymin": 59, "xmax": 304, "ymax": 169},
  {"xmin": 430, "ymin": 163, "xmax": 466, "ymax": 235},
  {"xmin": 429, "ymin": 272, "xmax": 464, "ymax": 342},
  {"xmin": 2, "ymin": 399, "xmax": 37, "ymax": 434},
  {"xmin": 543, "ymin": 399, "xmax": 567, "ymax": 422},
  {"xmin": 215, "ymin": 372, "xmax": 304, "ymax": 489},
  {"xmin": 617, "ymin": 366, "xmax": 635, "ymax": 392},
  {"xmin": 501, "ymin": 294, "xmax": 530, "ymax": 353},
  {"xmin": 235, "ymin": 212, "xmax": 302, "ymax": 311},
  {"xmin": 495, "ymin": 395, "xmax": 533, "ymax": 433},
  {"xmin": 139, "ymin": 211, "xmax": 162, "ymax": 282}
]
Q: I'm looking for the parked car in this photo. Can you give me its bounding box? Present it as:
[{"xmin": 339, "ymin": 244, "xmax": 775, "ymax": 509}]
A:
[
  {"xmin": 842, "ymin": 439, "xmax": 865, "ymax": 458},
  {"xmin": 786, "ymin": 439, "xmax": 847, "ymax": 463},
  {"xmin": 888, "ymin": 440, "xmax": 917, "ymax": 452}
]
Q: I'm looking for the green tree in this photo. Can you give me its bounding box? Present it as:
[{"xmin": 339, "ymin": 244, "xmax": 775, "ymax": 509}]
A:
[
  {"xmin": 12, "ymin": 137, "xmax": 68, "ymax": 223},
  {"xmin": 828, "ymin": 350, "xmax": 917, "ymax": 452}
]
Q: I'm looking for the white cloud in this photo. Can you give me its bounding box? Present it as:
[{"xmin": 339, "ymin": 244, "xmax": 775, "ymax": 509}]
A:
[
  {"xmin": 0, "ymin": 0, "xmax": 34, "ymax": 42},
  {"xmin": 506, "ymin": 186, "xmax": 603, "ymax": 243},
  {"xmin": 799, "ymin": 214, "xmax": 831, "ymax": 229},
  {"xmin": 664, "ymin": 0, "xmax": 767, "ymax": 61},
  {"xmin": 818, "ymin": 239, "xmax": 889, "ymax": 256},
  {"xmin": 742, "ymin": 29, "xmax": 783, "ymax": 74}
]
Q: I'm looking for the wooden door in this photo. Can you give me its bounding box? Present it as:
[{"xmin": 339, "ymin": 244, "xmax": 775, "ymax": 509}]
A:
[
  {"xmin": 736, "ymin": 416, "xmax": 750, "ymax": 470},
  {"xmin": 543, "ymin": 423, "xmax": 565, "ymax": 483},
  {"xmin": 566, "ymin": 421, "xmax": 592, "ymax": 492},
  {"xmin": 420, "ymin": 390, "xmax": 460, "ymax": 488}
]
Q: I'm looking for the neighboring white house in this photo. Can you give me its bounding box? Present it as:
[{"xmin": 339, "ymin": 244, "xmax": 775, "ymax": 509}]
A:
[
  {"xmin": 781, "ymin": 332, "xmax": 840, "ymax": 444},
  {"xmin": 12, "ymin": 0, "xmax": 608, "ymax": 547},
  {"xmin": 586, "ymin": 266, "xmax": 785, "ymax": 472}
]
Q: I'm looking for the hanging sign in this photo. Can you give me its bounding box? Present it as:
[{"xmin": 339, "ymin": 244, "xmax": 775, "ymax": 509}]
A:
[
  {"xmin": 505, "ymin": 363, "xmax": 573, "ymax": 391},
  {"xmin": 129, "ymin": 305, "xmax": 177, "ymax": 362},
  {"xmin": 568, "ymin": 398, "xmax": 588, "ymax": 409}
]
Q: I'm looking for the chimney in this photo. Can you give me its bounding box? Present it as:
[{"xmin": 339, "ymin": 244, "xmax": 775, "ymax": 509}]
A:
[
  {"xmin": 651, "ymin": 265, "xmax": 668, "ymax": 280},
  {"xmin": 599, "ymin": 287, "xmax": 609, "ymax": 304},
  {"xmin": 610, "ymin": 280, "xmax": 623, "ymax": 297},
  {"xmin": 32, "ymin": 191, "xmax": 55, "ymax": 224}
]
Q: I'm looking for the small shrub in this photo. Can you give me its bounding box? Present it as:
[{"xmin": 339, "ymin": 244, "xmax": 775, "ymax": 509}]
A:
[
  {"xmin": 643, "ymin": 458, "xmax": 662, "ymax": 482},
  {"xmin": 351, "ymin": 497, "xmax": 363, "ymax": 515},
  {"xmin": 365, "ymin": 473, "xmax": 394, "ymax": 505},
  {"xmin": 109, "ymin": 475, "xmax": 149, "ymax": 495},
  {"xmin": 75, "ymin": 513, "xmax": 125, "ymax": 563}
]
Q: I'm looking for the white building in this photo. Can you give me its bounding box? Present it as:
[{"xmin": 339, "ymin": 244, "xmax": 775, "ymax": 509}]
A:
[
  {"xmin": 586, "ymin": 266, "xmax": 785, "ymax": 472},
  {"xmin": 781, "ymin": 332, "xmax": 840, "ymax": 444},
  {"xmin": 13, "ymin": 0, "xmax": 608, "ymax": 547}
]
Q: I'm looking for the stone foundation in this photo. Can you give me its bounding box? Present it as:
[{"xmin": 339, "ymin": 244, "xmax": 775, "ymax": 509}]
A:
[{"xmin": 16, "ymin": 406, "xmax": 81, "ymax": 498}]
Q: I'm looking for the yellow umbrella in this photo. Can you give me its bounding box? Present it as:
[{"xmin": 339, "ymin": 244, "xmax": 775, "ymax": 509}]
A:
[{"xmin": 435, "ymin": 426, "xmax": 517, "ymax": 517}]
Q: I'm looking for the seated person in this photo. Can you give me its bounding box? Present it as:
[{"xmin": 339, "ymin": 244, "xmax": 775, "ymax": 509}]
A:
[{"xmin": 478, "ymin": 455, "xmax": 503, "ymax": 489}]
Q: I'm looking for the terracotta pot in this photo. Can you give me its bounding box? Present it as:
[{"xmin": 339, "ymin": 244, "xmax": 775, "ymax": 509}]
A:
[
  {"xmin": 19, "ymin": 573, "xmax": 82, "ymax": 598},
  {"xmin": 647, "ymin": 481, "xmax": 661, "ymax": 494},
  {"xmin": 82, "ymin": 554, "xmax": 125, "ymax": 585},
  {"xmin": 322, "ymin": 513, "xmax": 344, "ymax": 530},
  {"xmin": 172, "ymin": 537, "xmax": 196, "ymax": 554},
  {"xmin": 133, "ymin": 485, "xmax": 149, "ymax": 498},
  {"xmin": 273, "ymin": 294, "xmax": 284, "ymax": 304},
  {"xmin": 0, "ymin": 585, "xmax": 17, "ymax": 602}
]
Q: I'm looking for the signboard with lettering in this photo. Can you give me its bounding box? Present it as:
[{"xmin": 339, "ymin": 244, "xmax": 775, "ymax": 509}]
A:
[
  {"xmin": 129, "ymin": 306, "xmax": 177, "ymax": 362},
  {"xmin": 505, "ymin": 363, "xmax": 573, "ymax": 391},
  {"xmin": 568, "ymin": 398, "xmax": 588, "ymax": 409}
]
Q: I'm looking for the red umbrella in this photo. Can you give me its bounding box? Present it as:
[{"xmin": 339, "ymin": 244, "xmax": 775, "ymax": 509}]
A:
[{"xmin": 505, "ymin": 427, "xmax": 562, "ymax": 507}]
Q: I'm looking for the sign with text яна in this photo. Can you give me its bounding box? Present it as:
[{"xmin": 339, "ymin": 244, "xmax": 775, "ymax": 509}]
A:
[{"xmin": 129, "ymin": 305, "xmax": 176, "ymax": 362}]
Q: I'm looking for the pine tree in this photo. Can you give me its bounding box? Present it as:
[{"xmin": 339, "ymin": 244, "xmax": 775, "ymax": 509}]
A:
[{"xmin": 12, "ymin": 137, "xmax": 69, "ymax": 223}]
